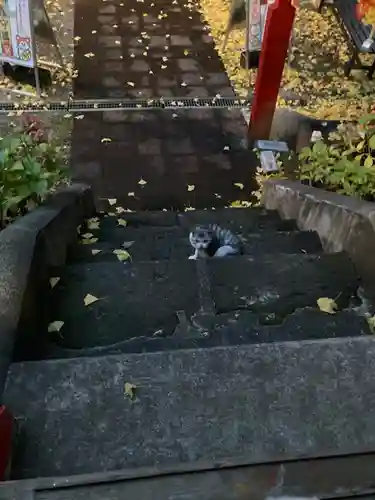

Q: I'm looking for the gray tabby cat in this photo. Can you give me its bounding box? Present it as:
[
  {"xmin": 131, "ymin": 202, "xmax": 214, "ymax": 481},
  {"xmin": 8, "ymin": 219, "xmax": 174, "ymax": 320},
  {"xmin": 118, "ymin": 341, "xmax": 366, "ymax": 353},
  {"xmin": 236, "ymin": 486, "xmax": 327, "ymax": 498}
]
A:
[{"xmin": 189, "ymin": 224, "xmax": 244, "ymax": 259}]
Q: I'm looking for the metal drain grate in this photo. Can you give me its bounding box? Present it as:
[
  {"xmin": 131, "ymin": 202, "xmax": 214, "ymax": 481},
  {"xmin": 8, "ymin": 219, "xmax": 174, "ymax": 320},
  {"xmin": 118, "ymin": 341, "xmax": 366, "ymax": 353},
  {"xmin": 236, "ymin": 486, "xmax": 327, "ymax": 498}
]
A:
[{"xmin": 0, "ymin": 96, "xmax": 252, "ymax": 113}]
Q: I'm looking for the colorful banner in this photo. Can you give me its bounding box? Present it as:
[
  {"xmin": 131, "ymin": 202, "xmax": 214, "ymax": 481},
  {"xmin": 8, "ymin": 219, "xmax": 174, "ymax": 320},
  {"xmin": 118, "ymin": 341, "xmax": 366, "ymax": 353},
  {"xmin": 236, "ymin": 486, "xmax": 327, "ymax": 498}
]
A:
[
  {"xmin": 247, "ymin": 0, "xmax": 269, "ymax": 51},
  {"xmin": 0, "ymin": 0, "xmax": 35, "ymax": 68}
]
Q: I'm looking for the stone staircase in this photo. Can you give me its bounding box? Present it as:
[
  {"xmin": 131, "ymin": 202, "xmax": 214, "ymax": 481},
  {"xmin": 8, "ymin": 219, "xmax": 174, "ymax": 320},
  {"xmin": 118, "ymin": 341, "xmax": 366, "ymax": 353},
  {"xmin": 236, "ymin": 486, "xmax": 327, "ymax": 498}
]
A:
[{"xmin": 1, "ymin": 205, "xmax": 373, "ymax": 492}]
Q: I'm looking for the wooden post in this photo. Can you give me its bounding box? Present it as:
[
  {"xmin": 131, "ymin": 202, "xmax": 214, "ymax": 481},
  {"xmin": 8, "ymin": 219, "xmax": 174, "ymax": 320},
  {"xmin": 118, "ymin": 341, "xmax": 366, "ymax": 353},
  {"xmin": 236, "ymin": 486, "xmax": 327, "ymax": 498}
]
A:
[{"xmin": 248, "ymin": 0, "xmax": 297, "ymax": 142}]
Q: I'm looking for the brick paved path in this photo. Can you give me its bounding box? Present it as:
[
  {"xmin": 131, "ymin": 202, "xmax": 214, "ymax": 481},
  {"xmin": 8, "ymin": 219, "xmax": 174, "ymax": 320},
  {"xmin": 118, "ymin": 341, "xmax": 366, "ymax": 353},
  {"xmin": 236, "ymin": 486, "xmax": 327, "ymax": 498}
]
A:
[{"xmin": 72, "ymin": 0, "xmax": 258, "ymax": 210}]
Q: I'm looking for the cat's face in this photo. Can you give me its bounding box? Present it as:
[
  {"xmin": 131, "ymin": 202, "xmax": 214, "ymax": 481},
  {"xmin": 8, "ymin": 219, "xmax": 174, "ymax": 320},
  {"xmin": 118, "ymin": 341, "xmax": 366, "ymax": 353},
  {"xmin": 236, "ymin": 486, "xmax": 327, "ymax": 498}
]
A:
[{"xmin": 189, "ymin": 226, "xmax": 214, "ymax": 249}]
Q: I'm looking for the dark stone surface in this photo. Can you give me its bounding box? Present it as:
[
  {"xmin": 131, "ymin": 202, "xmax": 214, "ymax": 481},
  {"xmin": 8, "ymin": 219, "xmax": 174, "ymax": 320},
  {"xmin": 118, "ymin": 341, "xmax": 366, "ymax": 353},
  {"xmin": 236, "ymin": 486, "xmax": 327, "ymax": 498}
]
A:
[
  {"xmin": 3, "ymin": 452, "xmax": 375, "ymax": 500},
  {"xmin": 5, "ymin": 338, "xmax": 375, "ymax": 478},
  {"xmin": 97, "ymin": 210, "xmax": 179, "ymax": 227},
  {"xmin": 177, "ymin": 208, "xmax": 298, "ymax": 232},
  {"xmin": 44, "ymin": 308, "xmax": 370, "ymax": 360},
  {"xmin": 46, "ymin": 261, "xmax": 200, "ymax": 348},
  {"xmin": 262, "ymin": 180, "xmax": 375, "ymax": 301},
  {"xmin": 72, "ymin": 0, "xmax": 257, "ymax": 210},
  {"xmin": 241, "ymin": 230, "xmax": 322, "ymax": 255},
  {"xmin": 0, "ymin": 184, "xmax": 94, "ymax": 392},
  {"xmin": 209, "ymin": 253, "xmax": 358, "ymax": 318},
  {"xmin": 68, "ymin": 226, "xmax": 191, "ymax": 263},
  {"xmin": 0, "ymin": 226, "xmax": 37, "ymax": 397},
  {"xmin": 68, "ymin": 229, "xmax": 322, "ymax": 265},
  {"xmin": 6, "ymin": 453, "xmax": 375, "ymax": 500}
]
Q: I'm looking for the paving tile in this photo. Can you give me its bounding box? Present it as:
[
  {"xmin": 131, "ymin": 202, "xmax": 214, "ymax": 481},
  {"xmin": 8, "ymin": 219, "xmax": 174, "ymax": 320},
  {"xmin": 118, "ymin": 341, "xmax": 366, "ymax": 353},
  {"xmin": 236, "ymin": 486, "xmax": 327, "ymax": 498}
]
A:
[{"xmin": 72, "ymin": 0, "xmax": 258, "ymax": 209}]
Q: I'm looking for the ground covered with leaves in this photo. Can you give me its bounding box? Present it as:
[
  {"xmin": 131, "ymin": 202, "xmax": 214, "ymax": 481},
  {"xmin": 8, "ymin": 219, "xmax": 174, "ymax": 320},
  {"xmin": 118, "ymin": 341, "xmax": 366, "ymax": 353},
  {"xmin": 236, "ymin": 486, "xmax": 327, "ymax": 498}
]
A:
[{"xmin": 199, "ymin": 0, "xmax": 375, "ymax": 120}]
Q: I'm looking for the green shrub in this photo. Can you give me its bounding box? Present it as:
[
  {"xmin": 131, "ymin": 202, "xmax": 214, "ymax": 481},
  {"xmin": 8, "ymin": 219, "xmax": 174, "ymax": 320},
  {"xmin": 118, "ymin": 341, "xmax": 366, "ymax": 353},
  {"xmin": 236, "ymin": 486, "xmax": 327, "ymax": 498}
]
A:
[
  {"xmin": 0, "ymin": 117, "xmax": 66, "ymax": 228},
  {"xmin": 298, "ymin": 113, "xmax": 375, "ymax": 199}
]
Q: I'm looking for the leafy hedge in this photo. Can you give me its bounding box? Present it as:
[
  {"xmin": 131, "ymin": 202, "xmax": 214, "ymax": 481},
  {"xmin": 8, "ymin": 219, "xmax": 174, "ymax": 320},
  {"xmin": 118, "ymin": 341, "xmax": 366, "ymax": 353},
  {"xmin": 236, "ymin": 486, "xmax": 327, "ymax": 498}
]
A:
[
  {"xmin": 0, "ymin": 115, "xmax": 67, "ymax": 228},
  {"xmin": 298, "ymin": 113, "xmax": 375, "ymax": 199}
]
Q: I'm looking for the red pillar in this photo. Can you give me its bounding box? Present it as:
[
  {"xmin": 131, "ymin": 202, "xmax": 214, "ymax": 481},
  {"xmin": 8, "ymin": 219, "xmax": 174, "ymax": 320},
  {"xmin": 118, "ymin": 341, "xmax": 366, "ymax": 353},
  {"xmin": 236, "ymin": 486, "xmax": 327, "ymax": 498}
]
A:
[
  {"xmin": 0, "ymin": 406, "xmax": 13, "ymax": 481},
  {"xmin": 248, "ymin": 0, "xmax": 296, "ymax": 142}
]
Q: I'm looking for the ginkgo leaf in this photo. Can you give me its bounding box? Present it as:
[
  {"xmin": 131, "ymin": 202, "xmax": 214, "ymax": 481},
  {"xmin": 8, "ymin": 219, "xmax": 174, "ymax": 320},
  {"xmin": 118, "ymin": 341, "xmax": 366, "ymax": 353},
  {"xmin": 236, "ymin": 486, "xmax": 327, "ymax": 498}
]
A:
[
  {"xmin": 122, "ymin": 241, "xmax": 135, "ymax": 249},
  {"xmin": 82, "ymin": 232, "xmax": 94, "ymax": 239},
  {"xmin": 101, "ymin": 137, "xmax": 112, "ymax": 143},
  {"xmin": 84, "ymin": 52, "xmax": 95, "ymax": 58},
  {"xmin": 49, "ymin": 277, "xmax": 60, "ymax": 288},
  {"xmin": 117, "ymin": 218, "xmax": 127, "ymax": 227},
  {"xmin": 113, "ymin": 249, "xmax": 131, "ymax": 261},
  {"xmin": 127, "ymin": 81, "xmax": 135, "ymax": 87},
  {"xmin": 81, "ymin": 238, "xmax": 98, "ymax": 245},
  {"xmin": 187, "ymin": 184, "xmax": 195, "ymax": 191},
  {"xmin": 84, "ymin": 294, "xmax": 100, "ymax": 306},
  {"xmin": 128, "ymin": 192, "xmax": 135, "ymax": 197},
  {"xmin": 317, "ymin": 297, "xmax": 337, "ymax": 314},
  {"xmin": 91, "ymin": 249, "xmax": 101, "ymax": 255},
  {"xmin": 234, "ymin": 183, "xmax": 244, "ymax": 190},
  {"xmin": 124, "ymin": 382, "xmax": 136, "ymax": 399},
  {"xmin": 367, "ymin": 316, "xmax": 375, "ymax": 333},
  {"xmin": 108, "ymin": 198, "xmax": 117, "ymax": 205},
  {"xmin": 138, "ymin": 178, "xmax": 147, "ymax": 185},
  {"xmin": 87, "ymin": 220, "xmax": 100, "ymax": 230},
  {"xmin": 48, "ymin": 321, "xmax": 64, "ymax": 333},
  {"xmin": 116, "ymin": 206, "xmax": 125, "ymax": 213}
]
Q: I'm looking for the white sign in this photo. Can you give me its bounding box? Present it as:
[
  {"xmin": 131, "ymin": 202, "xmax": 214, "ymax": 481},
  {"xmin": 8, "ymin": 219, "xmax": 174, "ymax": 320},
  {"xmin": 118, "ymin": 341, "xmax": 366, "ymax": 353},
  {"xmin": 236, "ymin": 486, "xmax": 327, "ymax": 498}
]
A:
[{"xmin": 0, "ymin": 0, "xmax": 35, "ymax": 68}]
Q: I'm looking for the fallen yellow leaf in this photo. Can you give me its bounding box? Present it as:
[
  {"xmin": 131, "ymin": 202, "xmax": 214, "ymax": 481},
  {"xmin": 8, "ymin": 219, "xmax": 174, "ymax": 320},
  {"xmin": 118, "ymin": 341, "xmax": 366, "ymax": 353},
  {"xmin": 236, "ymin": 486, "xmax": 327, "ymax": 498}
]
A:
[
  {"xmin": 101, "ymin": 137, "xmax": 112, "ymax": 143},
  {"xmin": 234, "ymin": 183, "xmax": 244, "ymax": 190},
  {"xmin": 317, "ymin": 297, "xmax": 337, "ymax": 314},
  {"xmin": 49, "ymin": 277, "xmax": 60, "ymax": 288},
  {"xmin": 113, "ymin": 249, "xmax": 131, "ymax": 261},
  {"xmin": 124, "ymin": 382, "xmax": 136, "ymax": 399},
  {"xmin": 367, "ymin": 316, "xmax": 375, "ymax": 333},
  {"xmin": 187, "ymin": 184, "xmax": 195, "ymax": 191},
  {"xmin": 48, "ymin": 321, "xmax": 64, "ymax": 333},
  {"xmin": 81, "ymin": 238, "xmax": 98, "ymax": 245},
  {"xmin": 84, "ymin": 294, "xmax": 100, "ymax": 306},
  {"xmin": 117, "ymin": 218, "xmax": 127, "ymax": 227},
  {"xmin": 87, "ymin": 218, "xmax": 100, "ymax": 230},
  {"xmin": 91, "ymin": 249, "xmax": 101, "ymax": 255},
  {"xmin": 138, "ymin": 178, "xmax": 147, "ymax": 185},
  {"xmin": 128, "ymin": 192, "xmax": 135, "ymax": 197},
  {"xmin": 82, "ymin": 232, "xmax": 94, "ymax": 239},
  {"xmin": 108, "ymin": 198, "xmax": 117, "ymax": 205}
]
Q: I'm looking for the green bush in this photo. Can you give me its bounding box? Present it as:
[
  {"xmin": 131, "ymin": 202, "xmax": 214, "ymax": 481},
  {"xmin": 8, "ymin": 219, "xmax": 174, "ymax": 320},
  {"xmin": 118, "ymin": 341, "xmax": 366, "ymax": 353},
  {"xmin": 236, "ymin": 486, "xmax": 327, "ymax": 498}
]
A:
[
  {"xmin": 298, "ymin": 113, "xmax": 375, "ymax": 199},
  {"xmin": 0, "ymin": 117, "xmax": 66, "ymax": 228}
]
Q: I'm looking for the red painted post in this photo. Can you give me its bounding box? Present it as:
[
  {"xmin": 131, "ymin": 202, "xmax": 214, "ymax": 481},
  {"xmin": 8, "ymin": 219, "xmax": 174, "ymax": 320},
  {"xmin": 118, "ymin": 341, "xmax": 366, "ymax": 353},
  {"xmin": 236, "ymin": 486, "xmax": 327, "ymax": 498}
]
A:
[
  {"xmin": 0, "ymin": 406, "xmax": 13, "ymax": 481},
  {"xmin": 248, "ymin": 0, "xmax": 297, "ymax": 142}
]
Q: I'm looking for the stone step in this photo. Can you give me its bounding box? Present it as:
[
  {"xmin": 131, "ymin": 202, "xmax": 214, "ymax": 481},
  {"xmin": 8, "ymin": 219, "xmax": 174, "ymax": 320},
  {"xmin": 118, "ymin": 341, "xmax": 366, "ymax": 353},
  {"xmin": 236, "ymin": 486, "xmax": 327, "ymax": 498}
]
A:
[
  {"xmin": 4, "ymin": 338, "xmax": 375, "ymax": 479},
  {"xmin": 44, "ymin": 307, "xmax": 370, "ymax": 359},
  {"xmin": 42, "ymin": 253, "xmax": 358, "ymax": 351},
  {"xmin": 3, "ymin": 452, "xmax": 375, "ymax": 499},
  {"xmin": 82, "ymin": 207, "xmax": 298, "ymax": 238},
  {"xmin": 68, "ymin": 229, "xmax": 322, "ymax": 264}
]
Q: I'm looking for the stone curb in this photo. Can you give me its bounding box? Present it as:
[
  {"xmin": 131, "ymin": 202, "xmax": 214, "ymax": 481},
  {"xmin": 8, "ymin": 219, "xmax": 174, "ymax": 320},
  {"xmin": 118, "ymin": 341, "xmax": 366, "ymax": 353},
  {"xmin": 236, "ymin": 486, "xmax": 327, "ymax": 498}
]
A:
[
  {"xmin": 262, "ymin": 180, "xmax": 375, "ymax": 298},
  {"xmin": 0, "ymin": 183, "xmax": 95, "ymax": 398}
]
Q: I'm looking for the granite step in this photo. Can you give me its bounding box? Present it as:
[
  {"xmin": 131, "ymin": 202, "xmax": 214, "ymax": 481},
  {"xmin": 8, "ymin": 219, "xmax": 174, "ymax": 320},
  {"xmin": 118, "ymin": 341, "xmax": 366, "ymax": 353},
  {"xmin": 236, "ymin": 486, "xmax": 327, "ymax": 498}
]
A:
[
  {"xmin": 68, "ymin": 228, "xmax": 322, "ymax": 264},
  {"xmin": 80, "ymin": 207, "xmax": 298, "ymax": 239},
  {"xmin": 40, "ymin": 253, "xmax": 359, "ymax": 351},
  {"xmin": 44, "ymin": 307, "xmax": 371, "ymax": 359},
  {"xmin": 4, "ymin": 338, "xmax": 375, "ymax": 479}
]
